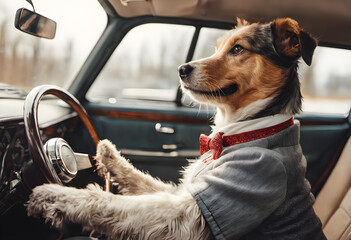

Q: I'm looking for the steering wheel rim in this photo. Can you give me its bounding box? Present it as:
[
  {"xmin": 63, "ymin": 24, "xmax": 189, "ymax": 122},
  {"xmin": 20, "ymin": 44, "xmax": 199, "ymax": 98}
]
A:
[{"xmin": 23, "ymin": 85, "xmax": 99, "ymax": 185}]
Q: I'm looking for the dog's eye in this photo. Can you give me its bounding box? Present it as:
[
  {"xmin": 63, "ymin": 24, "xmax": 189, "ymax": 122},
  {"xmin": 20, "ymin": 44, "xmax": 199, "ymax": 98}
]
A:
[{"xmin": 230, "ymin": 45, "xmax": 244, "ymax": 55}]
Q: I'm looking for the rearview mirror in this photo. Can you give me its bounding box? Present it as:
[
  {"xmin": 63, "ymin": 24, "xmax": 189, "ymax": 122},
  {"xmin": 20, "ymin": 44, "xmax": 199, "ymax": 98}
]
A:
[{"xmin": 14, "ymin": 8, "xmax": 56, "ymax": 39}]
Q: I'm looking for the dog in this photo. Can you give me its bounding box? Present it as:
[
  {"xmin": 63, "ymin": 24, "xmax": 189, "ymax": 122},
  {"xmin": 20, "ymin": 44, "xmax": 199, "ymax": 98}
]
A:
[{"xmin": 27, "ymin": 18, "xmax": 326, "ymax": 239}]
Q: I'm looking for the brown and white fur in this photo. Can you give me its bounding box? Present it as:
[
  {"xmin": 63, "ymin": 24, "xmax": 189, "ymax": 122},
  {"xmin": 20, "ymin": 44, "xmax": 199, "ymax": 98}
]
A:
[{"xmin": 26, "ymin": 18, "xmax": 317, "ymax": 239}]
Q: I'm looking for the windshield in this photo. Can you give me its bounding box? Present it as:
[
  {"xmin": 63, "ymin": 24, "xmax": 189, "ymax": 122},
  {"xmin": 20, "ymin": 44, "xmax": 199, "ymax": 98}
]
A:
[{"xmin": 0, "ymin": 0, "xmax": 106, "ymax": 92}]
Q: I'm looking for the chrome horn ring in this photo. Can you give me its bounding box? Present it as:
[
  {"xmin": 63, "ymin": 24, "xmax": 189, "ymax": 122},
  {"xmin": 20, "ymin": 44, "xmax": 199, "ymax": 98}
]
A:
[
  {"xmin": 44, "ymin": 138, "xmax": 78, "ymax": 183},
  {"xmin": 43, "ymin": 138, "xmax": 95, "ymax": 183}
]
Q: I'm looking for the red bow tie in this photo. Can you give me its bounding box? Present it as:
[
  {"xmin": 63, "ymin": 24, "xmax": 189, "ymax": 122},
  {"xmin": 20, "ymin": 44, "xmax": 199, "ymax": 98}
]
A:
[
  {"xmin": 199, "ymin": 117, "xmax": 294, "ymax": 160},
  {"xmin": 200, "ymin": 132, "xmax": 224, "ymax": 160}
]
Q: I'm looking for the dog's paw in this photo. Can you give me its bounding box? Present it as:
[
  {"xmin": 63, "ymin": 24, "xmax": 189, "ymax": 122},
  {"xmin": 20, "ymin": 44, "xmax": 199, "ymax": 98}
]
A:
[
  {"xmin": 95, "ymin": 157, "xmax": 108, "ymax": 177},
  {"xmin": 86, "ymin": 183, "xmax": 104, "ymax": 192},
  {"xmin": 26, "ymin": 184, "xmax": 66, "ymax": 229},
  {"xmin": 95, "ymin": 139, "xmax": 123, "ymax": 175},
  {"xmin": 97, "ymin": 139, "xmax": 120, "ymax": 159}
]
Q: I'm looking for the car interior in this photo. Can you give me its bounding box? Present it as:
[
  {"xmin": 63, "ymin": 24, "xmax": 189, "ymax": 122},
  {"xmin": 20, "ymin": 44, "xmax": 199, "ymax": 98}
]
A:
[{"xmin": 0, "ymin": 0, "xmax": 350, "ymax": 239}]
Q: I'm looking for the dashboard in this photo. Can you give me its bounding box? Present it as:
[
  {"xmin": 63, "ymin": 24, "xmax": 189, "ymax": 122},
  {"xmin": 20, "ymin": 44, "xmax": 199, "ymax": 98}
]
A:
[{"xmin": 0, "ymin": 98, "xmax": 78, "ymax": 214}]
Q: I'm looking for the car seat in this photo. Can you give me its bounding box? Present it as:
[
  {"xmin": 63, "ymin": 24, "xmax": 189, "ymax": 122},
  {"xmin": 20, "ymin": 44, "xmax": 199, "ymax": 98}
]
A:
[{"xmin": 314, "ymin": 137, "xmax": 351, "ymax": 239}]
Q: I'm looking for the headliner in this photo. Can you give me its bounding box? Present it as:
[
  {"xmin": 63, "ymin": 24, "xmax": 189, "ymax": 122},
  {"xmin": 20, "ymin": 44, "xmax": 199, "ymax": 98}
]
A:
[{"xmin": 106, "ymin": 0, "xmax": 351, "ymax": 48}]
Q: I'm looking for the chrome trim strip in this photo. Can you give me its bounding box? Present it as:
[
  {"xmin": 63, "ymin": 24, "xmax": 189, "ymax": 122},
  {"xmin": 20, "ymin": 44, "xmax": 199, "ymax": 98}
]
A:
[{"xmin": 120, "ymin": 149, "xmax": 200, "ymax": 158}]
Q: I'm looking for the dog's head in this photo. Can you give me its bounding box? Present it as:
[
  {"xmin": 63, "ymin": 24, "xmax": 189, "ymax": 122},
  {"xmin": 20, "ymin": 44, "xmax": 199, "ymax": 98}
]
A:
[{"xmin": 179, "ymin": 18, "xmax": 317, "ymax": 123}]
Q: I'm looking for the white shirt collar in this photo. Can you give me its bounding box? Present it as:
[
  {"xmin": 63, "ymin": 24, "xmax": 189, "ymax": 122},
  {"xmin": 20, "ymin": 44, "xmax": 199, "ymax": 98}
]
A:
[{"xmin": 210, "ymin": 114, "xmax": 293, "ymax": 138}]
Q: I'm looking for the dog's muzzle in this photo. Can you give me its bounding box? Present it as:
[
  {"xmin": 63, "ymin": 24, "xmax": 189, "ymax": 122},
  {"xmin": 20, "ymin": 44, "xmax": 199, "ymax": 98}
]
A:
[{"xmin": 178, "ymin": 64, "xmax": 194, "ymax": 81}]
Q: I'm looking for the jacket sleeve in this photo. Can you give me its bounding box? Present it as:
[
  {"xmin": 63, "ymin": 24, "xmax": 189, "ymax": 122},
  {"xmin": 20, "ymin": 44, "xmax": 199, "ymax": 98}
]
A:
[{"xmin": 192, "ymin": 147, "xmax": 287, "ymax": 240}]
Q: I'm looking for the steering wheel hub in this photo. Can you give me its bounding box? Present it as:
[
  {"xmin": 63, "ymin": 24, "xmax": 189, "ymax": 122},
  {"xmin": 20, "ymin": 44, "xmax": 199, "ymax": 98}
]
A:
[{"xmin": 44, "ymin": 138, "xmax": 78, "ymax": 183}]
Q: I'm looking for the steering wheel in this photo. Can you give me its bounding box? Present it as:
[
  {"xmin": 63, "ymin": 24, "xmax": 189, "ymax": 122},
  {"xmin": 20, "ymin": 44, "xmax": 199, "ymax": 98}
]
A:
[{"xmin": 22, "ymin": 85, "xmax": 100, "ymax": 188}]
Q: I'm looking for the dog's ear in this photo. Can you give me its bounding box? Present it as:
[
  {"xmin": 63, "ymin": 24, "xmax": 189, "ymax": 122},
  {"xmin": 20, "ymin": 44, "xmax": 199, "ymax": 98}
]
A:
[
  {"xmin": 271, "ymin": 18, "xmax": 318, "ymax": 66},
  {"xmin": 299, "ymin": 30, "xmax": 318, "ymax": 66},
  {"xmin": 236, "ymin": 17, "xmax": 250, "ymax": 28}
]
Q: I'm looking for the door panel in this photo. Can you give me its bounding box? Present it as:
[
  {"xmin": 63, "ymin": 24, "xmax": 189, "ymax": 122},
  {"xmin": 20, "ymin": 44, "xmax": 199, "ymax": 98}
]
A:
[
  {"xmin": 298, "ymin": 115, "xmax": 350, "ymax": 194},
  {"xmin": 87, "ymin": 102, "xmax": 212, "ymax": 182},
  {"xmin": 87, "ymin": 101, "xmax": 351, "ymax": 192}
]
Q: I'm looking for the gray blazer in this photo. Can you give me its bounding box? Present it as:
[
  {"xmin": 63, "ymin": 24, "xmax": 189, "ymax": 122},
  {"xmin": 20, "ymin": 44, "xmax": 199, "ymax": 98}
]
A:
[{"xmin": 188, "ymin": 122, "xmax": 326, "ymax": 240}]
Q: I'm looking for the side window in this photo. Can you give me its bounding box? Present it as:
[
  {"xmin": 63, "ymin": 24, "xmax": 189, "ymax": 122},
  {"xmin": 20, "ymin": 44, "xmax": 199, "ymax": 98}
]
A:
[
  {"xmin": 192, "ymin": 28, "xmax": 228, "ymax": 60},
  {"xmin": 299, "ymin": 47, "xmax": 351, "ymax": 114},
  {"xmin": 87, "ymin": 23, "xmax": 195, "ymax": 102}
]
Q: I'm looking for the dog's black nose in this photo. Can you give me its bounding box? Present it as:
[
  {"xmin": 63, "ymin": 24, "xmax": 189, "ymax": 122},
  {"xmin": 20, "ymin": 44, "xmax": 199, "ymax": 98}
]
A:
[{"xmin": 178, "ymin": 64, "xmax": 194, "ymax": 80}]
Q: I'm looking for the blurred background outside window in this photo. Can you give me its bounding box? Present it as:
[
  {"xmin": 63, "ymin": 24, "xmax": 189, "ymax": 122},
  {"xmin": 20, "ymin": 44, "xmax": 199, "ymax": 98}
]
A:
[
  {"xmin": 1, "ymin": 1, "xmax": 350, "ymax": 115},
  {"xmin": 0, "ymin": 0, "xmax": 106, "ymax": 90},
  {"xmin": 87, "ymin": 23, "xmax": 195, "ymax": 102}
]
